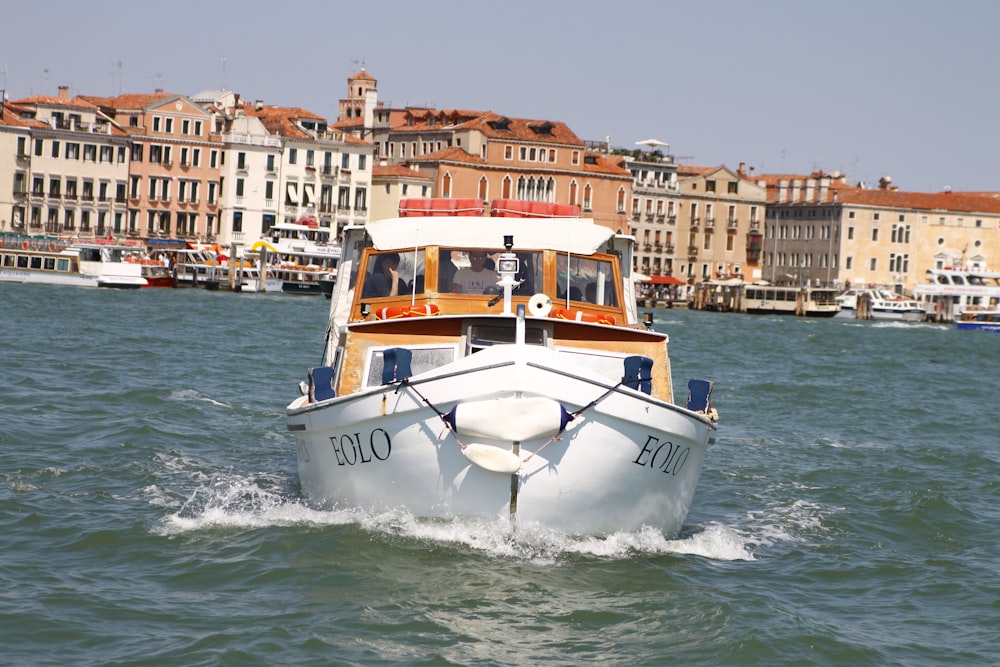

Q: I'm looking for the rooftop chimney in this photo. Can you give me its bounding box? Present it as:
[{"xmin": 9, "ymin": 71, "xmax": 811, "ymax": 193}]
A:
[{"xmin": 58, "ymin": 85, "xmax": 69, "ymax": 99}]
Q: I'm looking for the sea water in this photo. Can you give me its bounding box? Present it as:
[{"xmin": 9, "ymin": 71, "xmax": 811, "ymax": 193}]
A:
[{"xmin": 1, "ymin": 284, "xmax": 996, "ymax": 666}]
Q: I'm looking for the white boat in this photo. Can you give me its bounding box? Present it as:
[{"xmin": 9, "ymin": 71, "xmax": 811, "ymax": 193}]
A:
[
  {"xmin": 954, "ymin": 306, "xmax": 1000, "ymax": 333},
  {"xmin": 259, "ymin": 219, "xmax": 341, "ymax": 295},
  {"xmin": 835, "ymin": 287, "xmax": 925, "ymax": 321},
  {"xmin": 743, "ymin": 283, "xmax": 841, "ymax": 317},
  {"xmin": 913, "ymin": 268, "xmax": 1000, "ymax": 322},
  {"xmin": 0, "ymin": 238, "xmax": 147, "ymax": 288},
  {"xmin": 285, "ymin": 199, "xmax": 718, "ymax": 536}
]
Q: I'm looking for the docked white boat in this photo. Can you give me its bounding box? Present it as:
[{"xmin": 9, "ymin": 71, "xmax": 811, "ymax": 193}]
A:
[
  {"xmin": 743, "ymin": 283, "xmax": 841, "ymax": 317},
  {"xmin": 259, "ymin": 219, "xmax": 341, "ymax": 295},
  {"xmin": 913, "ymin": 268, "xmax": 1000, "ymax": 322},
  {"xmin": 954, "ymin": 306, "xmax": 1000, "ymax": 333},
  {"xmin": 835, "ymin": 287, "xmax": 925, "ymax": 322},
  {"xmin": 0, "ymin": 238, "xmax": 147, "ymax": 288},
  {"xmin": 286, "ymin": 199, "xmax": 718, "ymax": 536}
]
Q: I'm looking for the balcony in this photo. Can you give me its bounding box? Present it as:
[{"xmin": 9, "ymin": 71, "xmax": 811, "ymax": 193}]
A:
[
  {"xmin": 631, "ymin": 212, "xmax": 640, "ymax": 222},
  {"xmin": 690, "ymin": 217, "xmax": 700, "ymax": 230},
  {"xmin": 727, "ymin": 218, "xmax": 739, "ymax": 229},
  {"xmin": 687, "ymin": 245, "xmax": 699, "ymax": 261},
  {"xmin": 704, "ymin": 216, "xmax": 715, "ymax": 229},
  {"xmin": 664, "ymin": 243, "xmax": 675, "ymax": 254},
  {"xmin": 667, "ymin": 214, "xmax": 677, "ymax": 225}
]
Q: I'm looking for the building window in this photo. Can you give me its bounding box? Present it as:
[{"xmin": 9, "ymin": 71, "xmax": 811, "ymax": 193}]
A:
[
  {"xmin": 359, "ymin": 154, "xmax": 366, "ymax": 170},
  {"xmin": 871, "ymin": 228, "xmax": 879, "ymax": 242},
  {"xmin": 341, "ymin": 153, "xmax": 350, "ymax": 169},
  {"xmin": 706, "ymin": 180, "xmax": 716, "ymax": 193},
  {"xmin": 289, "ymin": 148, "xmax": 298, "ymax": 165},
  {"xmin": 233, "ymin": 210, "xmax": 243, "ymax": 232}
]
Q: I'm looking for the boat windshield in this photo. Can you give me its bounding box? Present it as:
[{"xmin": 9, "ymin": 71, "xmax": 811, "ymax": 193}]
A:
[
  {"xmin": 359, "ymin": 249, "xmax": 426, "ymax": 298},
  {"xmin": 440, "ymin": 248, "xmax": 543, "ymax": 296},
  {"xmin": 556, "ymin": 254, "xmax": 619, "ymax": 306}
]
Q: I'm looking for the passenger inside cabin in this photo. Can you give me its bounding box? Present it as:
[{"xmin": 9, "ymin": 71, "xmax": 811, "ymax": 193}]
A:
[
  {"xmin": 452, "ymin": 251, "xmax": 498, "ymax": 294},
  {"xmin": 363, "ymin": 253, "xmax": 404, "ymax": 298}
]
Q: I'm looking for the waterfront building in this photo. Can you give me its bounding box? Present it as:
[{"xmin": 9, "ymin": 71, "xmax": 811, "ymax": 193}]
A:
[
  {"xmin": 2, "ymin": 88, "xmax": 131, "ymax": 238},
  {"xmin": 80, "ymin": 91, "xmax": 221, "ymax": 244},
  {"xmin": 759, "ymin": 172, "xmax": 1000, "ymax": 293},
  {"xmin": 334, "ymin": 69, "xmax": 633, "ymax": 232},
  {"xmin": 0, "ymin": 100, "xmax": 46, "ymax": 233},
  {"xmin": 370, "ymin": 164, "xmax": 433, "ymax": 222},
  {"xmin": 620, "ymin": 141, "xmax": 681, "ymax": 280},
  {"xmin": 675, "ymin": 164, "xmax": 766, "ymax": 284},
  {"xmin": 238, "ymin": 102, "xmax": 372, "ymax": 242}
]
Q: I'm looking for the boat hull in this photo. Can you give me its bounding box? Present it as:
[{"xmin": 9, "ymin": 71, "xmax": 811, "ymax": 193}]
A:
[{"xmin": 287, "ymin": 345, "xmax": 714, "ymax": 535}]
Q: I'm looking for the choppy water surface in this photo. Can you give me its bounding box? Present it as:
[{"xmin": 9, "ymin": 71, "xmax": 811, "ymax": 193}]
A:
[{"xmin": 1, "ymin": 284, "xmax": 997, "ymax": 666}]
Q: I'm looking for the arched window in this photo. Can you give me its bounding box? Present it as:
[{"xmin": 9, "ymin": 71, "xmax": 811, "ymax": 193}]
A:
[
  {"xmin": 441, "ymin": 172, "xmax": 452, "ymax": 198},
  {"xmin": 478, "ymin": 176, "xmax": 488, "ymax": 200},
  {"xmin": 583, "ymin": 184, "xmax": 593, "ymax": 211},
  {"xmin": 569, "ymin": 180, "xmax": 578, "ymax": 206},
  {"xmin": 502, "ymin": 175, "xmax": 512, "ymax": 199}
]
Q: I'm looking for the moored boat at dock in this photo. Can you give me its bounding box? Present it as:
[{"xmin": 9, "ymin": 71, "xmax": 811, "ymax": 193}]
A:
[
  {"xmin": 285, "ymin": 198, "xmax": 718, "ymax": 536},
  {"xmin": 0, "ymin": 236, "xmax": 147, "ymax": 288},
  {"xmin": 954, "ymin": 305, "xmax": 1000, "ymax": 333},
  {"xmin": 913, "ymin": 268, "xmax": 1000, "ymax": 322},
  {"xmin": 835, "ymin": 287, "xmax": 925, "ymax": 321},
  {"xmin": 743, "ymin": 283, "xmax": 840, "ymax": 317}
]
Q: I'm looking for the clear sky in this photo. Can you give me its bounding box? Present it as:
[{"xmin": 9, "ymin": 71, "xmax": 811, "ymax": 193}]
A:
[{"xmin": 4, "ymin": 0, "xmax": 998, "ymax": 193}]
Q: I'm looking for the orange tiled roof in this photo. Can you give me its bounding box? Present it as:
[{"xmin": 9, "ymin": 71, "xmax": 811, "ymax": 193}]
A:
[
  {"xmin": 243, "ymin": 104, "xmax": 329, "ymax": 139},
  {"xmin": 406, "ymin": 146, "xmax": 486, "ymax": 165},
  {"xmin": 11, "ymin": 94, "xmax": 99, "ymax": 111},
  {"xmin": 677, "ymin": 165, "xmax": 715, "ymax": 177},
  {"xmin": 583, "ymin": 152, "xmax": 632, "ymax": 177},
  {"xmin": 761, "ymin": 171, "xmax": 1000, "ymax": 213},
  {"xmin": 0, "ymin": 102, "xmax": 48, "ymax": 128},
  {"xmin": 77, "ymin": 92, "xmax": 174, "ymax": 111},
  {"xmin": 373, "ymin": 164, "xmax": 433, "ymax": 179}
]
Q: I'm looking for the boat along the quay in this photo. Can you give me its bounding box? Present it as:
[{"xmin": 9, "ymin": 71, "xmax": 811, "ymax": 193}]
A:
[
  {"xmin": 0, "ymin": 237, "xmax": 147, "ymax": 288},
  {"xmin": 286, "ymin": 199, "xmax": 718, "ymax": 536}
]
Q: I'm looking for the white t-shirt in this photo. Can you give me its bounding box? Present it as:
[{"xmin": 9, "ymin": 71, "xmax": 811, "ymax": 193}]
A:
[{"xmin": 452, "ymin": 267, "xmax": 496, "ymax": 294}]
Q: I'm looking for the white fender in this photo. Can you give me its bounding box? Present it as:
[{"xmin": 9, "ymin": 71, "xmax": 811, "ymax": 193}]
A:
[
  {"xmin": 462, "ymin": 444, "xmax": 522, "ymax": 474},
  {"xmin": 452, "ymin": 396, "xmax": 565, "ymax": 442}
]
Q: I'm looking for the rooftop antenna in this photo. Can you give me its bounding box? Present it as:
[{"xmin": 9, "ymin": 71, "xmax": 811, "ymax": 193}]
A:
[
  {"xmin": 109, "ymin": 60, "xmax": 124, "ymax": 95},
  {"xmin": 220, "ymin": 56, "xmax": 227, "ymax": 89},
  {"xmin": 149, "ymin": 72, "xmax": 163, "ymax": 91}
]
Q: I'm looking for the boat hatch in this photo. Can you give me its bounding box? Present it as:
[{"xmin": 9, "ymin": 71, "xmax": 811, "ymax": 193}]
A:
[
  {"xmin": 363, "ymin": 344, "xmax": 460, "ymax": 388},
  {"xmin": 468, "ymin": 322, "xmax": 547, "ymax": 354}
]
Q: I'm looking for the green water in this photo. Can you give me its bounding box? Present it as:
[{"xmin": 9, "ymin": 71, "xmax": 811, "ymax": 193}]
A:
[{"xmin": 1, "ymin": 284, "xmax": 996, "ymax": 666}]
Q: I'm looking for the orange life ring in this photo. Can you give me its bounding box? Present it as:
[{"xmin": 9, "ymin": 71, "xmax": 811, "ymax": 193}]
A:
[
  {"xmin": 549, "ymin": 308, "xmax": 616, "ymax": 325},
  {"xmin": 21, "ymin": 241, "xmax": 30, "ymax": 250},
  {"xmin": 48, "ymin": 243, "xmax": 58, "ymax": 252},
  {"xmin": 374, "ymin": 304, "xmax": 441, "ymax": 320}
]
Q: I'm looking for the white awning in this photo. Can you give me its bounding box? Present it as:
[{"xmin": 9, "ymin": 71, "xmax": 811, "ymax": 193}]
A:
[
  {"xmin": 286, "ymin": 183, "xmax": 300, "ymax": 204},
  {"xmin": 364, "ymin": 216, "xmax": 614, "ymax": 256},
  {"xmin": 302, "ymin": 184, "xmax": 315, "ymax": 205}
]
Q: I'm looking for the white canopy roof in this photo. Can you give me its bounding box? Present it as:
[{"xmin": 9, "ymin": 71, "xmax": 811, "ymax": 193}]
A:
[{"xmin": 363, "ymin": 216, "xmax": 615, "ymax": 255}]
